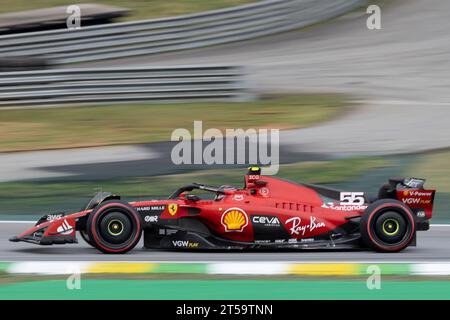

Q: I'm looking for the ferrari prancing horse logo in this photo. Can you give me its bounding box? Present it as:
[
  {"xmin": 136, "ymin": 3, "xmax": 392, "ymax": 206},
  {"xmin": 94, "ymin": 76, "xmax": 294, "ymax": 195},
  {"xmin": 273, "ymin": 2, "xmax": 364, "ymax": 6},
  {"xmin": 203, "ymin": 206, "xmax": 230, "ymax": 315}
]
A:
[{"xmin": 168, "ymin": 203, "xmax": 178, "ymax": 216}]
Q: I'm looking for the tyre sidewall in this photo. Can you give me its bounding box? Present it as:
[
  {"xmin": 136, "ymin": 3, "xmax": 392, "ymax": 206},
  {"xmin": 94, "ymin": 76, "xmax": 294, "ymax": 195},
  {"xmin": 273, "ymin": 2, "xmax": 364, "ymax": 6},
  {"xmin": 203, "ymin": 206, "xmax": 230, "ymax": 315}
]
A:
[
  {"xmin": 87, "ymin": 200, "xmax": 142, "ymax": 254},
  {"xmin": 361, "ymin": 199, "xmax": 415, "ymax": 252}
]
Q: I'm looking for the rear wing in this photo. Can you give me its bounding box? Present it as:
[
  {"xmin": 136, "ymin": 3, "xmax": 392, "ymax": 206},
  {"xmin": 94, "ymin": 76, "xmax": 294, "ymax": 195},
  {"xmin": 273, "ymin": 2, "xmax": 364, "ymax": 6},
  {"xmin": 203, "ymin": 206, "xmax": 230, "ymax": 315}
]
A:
[
  {"xmin": 396, "ymin": 189, "xmax": 436, "ymax": 220},
  {"xmin": 379, "ymin": 177, "xmax": 435, "ymax": 220}
]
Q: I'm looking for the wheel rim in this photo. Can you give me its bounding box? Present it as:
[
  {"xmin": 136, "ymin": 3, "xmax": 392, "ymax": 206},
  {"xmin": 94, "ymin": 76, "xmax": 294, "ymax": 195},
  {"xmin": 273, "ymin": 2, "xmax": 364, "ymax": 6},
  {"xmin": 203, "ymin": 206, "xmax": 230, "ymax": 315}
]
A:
[
  {"xmin": 97, "ymin": 209, "xmax": 135, "ymax": 247},
  {"xmin": 371, "ymin": 209, "xmax": 411, "ymax": 246},
  {"xmin": 382, "ymin": 218, "xmax": 400, "ymax": 236},
  {"xmin": 107, "ymin": 219, "xmax": 124, "ymax": 236}
]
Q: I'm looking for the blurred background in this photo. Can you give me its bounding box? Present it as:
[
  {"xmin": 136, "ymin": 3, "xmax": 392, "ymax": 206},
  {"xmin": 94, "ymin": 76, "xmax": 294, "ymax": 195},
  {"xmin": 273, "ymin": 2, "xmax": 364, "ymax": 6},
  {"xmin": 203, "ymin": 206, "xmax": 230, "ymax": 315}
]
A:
[
  {"xmin": 0, "ymin": 0, "xmax": 448, "ymax": 222},
  {"xmin": 1, "ymin": 0, "xmax": 450, "ymax": 299}
]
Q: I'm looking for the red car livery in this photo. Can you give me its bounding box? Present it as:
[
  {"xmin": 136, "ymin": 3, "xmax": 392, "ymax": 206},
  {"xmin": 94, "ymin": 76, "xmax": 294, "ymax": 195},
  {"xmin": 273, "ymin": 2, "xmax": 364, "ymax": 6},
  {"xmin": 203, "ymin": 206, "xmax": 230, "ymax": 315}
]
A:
[{"xmin": 10, "ymin": 167, "xmax": 435, "ymax": 253}]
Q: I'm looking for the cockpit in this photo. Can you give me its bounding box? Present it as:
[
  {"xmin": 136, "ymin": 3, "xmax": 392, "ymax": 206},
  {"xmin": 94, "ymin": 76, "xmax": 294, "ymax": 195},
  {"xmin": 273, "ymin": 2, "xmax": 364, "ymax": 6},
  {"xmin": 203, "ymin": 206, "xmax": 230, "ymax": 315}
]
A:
[
  {"xmin": 167, "ymin": 167, "xmax": 263, "ymax": 202},
  {"xmin": 168, "ymin": 183, "xmax": 237, "ymax": 201}
]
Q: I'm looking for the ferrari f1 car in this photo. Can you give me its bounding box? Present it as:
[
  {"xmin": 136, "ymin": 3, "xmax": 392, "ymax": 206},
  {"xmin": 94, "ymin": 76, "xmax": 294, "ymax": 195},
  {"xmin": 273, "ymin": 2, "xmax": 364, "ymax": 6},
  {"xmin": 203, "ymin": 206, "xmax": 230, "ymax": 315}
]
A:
[{"xmin": 10, "ymin": 167, "xmax": 435, "ymax": 253}]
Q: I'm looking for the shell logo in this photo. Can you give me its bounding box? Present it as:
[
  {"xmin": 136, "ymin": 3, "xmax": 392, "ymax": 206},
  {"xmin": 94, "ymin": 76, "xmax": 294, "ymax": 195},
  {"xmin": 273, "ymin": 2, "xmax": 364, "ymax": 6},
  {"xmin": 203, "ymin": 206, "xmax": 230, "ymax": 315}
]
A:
[
  {"xmin": 221, "ymin": 208, "xmax": 248, "ymax": 232},
  {"xmin": 403, "ymin": 190, "xmax": 409, "ymax": 196}
]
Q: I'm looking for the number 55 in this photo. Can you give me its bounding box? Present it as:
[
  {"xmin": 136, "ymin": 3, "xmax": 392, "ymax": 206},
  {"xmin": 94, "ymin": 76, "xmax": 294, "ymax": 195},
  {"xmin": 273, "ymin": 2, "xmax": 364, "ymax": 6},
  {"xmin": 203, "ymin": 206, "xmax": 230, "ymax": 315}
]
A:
[{"xmin": 340, "ymin": 192, "xmax": 365, "ymax": 205}]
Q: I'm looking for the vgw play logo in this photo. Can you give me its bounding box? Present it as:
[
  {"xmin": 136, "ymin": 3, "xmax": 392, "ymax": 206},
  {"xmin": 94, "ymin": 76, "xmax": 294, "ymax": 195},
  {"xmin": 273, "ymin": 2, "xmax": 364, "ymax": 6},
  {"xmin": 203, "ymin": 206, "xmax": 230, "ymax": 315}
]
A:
[{"xmin": 171, "ymin": 121, "xmax": 279, "ymax": 175}]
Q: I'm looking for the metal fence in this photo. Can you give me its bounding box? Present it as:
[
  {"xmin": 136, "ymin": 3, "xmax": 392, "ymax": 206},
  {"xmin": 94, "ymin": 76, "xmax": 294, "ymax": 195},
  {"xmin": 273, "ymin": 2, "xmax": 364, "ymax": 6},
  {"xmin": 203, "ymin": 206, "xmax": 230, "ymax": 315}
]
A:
[
  {"xmin": 0, "ymin": 66, "xmax": 250, "ymax": 107},
  {"xmin": 0, "ymin": 0, "xmax": 365, "ymax": 64}
]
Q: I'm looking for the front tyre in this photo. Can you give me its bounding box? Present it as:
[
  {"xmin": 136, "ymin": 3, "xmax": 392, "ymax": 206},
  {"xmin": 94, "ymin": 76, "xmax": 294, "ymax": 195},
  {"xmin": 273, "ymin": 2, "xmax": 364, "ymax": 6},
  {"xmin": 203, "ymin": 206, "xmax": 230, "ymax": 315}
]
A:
[
  {"xmin": 87, "ymin": 201, "xmax": 142, "ymax": 254},
  {"xmin": 360, "ymin": 199, "xmax": 415, "ymax": 252}
]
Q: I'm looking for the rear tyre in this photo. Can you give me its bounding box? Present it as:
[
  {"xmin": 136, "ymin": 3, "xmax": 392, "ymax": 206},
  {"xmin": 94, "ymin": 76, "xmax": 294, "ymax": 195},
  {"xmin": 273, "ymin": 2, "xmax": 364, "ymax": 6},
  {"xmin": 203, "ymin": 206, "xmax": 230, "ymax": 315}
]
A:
[
  {"xmin": 360, "ymin": 199, "xmax": 415, "ymax": 252},
  {"xmin": 87, "ymin": 200, "xmax": 142, "ymax": 254}
]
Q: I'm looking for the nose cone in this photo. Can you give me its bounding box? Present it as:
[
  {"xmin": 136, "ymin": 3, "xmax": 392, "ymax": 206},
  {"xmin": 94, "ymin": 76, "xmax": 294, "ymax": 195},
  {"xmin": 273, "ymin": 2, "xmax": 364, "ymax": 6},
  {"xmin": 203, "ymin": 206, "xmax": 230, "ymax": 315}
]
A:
[{"xmin": 9, "ymin": 236, "xmax": 20, "ymax": 242}]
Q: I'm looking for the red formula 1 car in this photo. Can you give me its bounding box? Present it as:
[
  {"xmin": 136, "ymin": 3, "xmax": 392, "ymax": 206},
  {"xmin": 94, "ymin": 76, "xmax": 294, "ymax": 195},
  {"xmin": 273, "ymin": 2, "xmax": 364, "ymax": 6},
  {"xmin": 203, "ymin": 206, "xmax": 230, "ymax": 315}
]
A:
[{"xmin": 10, "ymin": 167, "xmax": 435, "ymax": 253}]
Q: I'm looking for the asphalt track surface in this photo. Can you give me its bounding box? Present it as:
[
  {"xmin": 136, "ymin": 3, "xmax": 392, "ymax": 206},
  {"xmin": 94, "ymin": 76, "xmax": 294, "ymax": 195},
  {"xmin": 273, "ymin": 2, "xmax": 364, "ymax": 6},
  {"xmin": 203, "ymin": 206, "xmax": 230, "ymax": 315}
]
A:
[{"xmin": 1, "ymin": 222, "xmax": 449, "ymax": 262}]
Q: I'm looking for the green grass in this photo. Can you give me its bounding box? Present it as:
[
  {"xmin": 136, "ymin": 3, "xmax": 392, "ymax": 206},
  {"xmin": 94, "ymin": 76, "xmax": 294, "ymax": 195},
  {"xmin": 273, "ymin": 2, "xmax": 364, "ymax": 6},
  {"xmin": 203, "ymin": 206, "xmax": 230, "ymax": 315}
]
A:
[
  {"xmin": 0, "ymin": 0, "xmax": 258, "ymax": 21},
  {"xmin": 0, "ymin": 157, "xmax": 388, "ymax": 216},
  {"xmin": 0, "ymin": 94, "xmax": 348, "ymax": 152},
  {"xmin": 408, "ymin": 150, "xmax": 450, "ymax": 193},
  {"xmin": 1, "ymin": 279, "xmax": 450, "ymax": 300}
]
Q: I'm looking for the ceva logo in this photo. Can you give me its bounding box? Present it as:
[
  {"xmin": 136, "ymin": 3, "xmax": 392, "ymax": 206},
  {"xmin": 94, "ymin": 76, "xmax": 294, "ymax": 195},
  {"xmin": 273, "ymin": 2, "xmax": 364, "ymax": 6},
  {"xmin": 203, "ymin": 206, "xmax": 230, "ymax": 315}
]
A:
[{"xmin": 252, "ymin": 216, "xmax": 280, "ymax": 226}]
